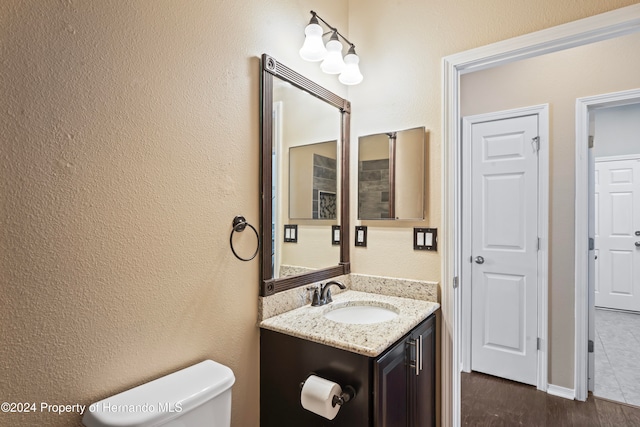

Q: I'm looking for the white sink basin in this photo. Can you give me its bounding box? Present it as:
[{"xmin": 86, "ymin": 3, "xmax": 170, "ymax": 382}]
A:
[{"xmin": 324, "ymin": 302, "xmax": 399, "ymax": 324}]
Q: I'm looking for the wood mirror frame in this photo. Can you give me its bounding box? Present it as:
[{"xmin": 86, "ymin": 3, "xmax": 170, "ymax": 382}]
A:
[{"xmin": 260, "ymin": 54, "xmax": 351, "ymax": 296}]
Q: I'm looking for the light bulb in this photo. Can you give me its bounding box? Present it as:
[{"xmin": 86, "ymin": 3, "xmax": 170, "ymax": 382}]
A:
[
  {"xmin": 299, "ymin": 22, "xmax": 327, "ymax": 62},
  {"xmin": 339, "ymin": 48, "xmax": 363, "ymax": 85},
  {"xmin": 320, "ymin": 33, "xmax": 345, "ymax": 74}
]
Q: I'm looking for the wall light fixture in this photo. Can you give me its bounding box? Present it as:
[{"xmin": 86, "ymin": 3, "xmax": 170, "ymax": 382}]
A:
[{"xmin": 299, "ymin": 11, "xmax": 363, "ymax": 85}]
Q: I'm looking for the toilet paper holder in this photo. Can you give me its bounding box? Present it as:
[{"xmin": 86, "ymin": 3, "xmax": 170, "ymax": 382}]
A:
[{"xmin": 299, "ymin": 379, "xmax": 356, "ymax": 407}]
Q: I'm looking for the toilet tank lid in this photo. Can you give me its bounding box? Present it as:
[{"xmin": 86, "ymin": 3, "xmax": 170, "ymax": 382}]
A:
[{"xmin": 82, "ymin": 360, "xmax": 235, "ymax": 427}]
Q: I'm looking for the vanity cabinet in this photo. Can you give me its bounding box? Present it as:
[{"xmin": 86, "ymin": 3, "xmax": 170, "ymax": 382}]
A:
[{"xmin": 260, "ymin": 313, "xmax": 436, "ymax": 427}]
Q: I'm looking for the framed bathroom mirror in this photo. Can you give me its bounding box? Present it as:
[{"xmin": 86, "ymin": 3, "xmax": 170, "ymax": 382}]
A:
[
  {"xmin": 358, "ymin": 126, "xmax": 426, "ymax": 220},
  {"xmin": 260, "ymin": 54, "xmax": 350, "ymax": 297}
]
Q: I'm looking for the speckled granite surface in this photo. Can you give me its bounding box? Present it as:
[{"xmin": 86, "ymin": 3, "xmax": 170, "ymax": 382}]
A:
[
  {"xmin": 259, "ymin": 290, "xmax": 440, "ymax": 357},
  {"xmin": 279, "ymin": 265, "xmax": 315, "ymax": 277},
  {"xmin": 350, "ymin": 273, "xmax": 438, "ymax": 302}
]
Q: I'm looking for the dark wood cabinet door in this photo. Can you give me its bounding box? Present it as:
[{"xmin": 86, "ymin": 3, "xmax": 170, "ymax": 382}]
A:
[
  {"xmin": 375, "ymin": 337, "xmax": 409, "ymax": 427},
  {"xmin": 411, "ymin": 315, "xmax": 436, "ymax": 427}
]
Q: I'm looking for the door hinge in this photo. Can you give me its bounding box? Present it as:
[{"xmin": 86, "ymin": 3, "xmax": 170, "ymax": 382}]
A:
[
  {"xmin": 588, "ymin": 339, "xmax": 594, "ymax": 353},
  {"xmin": 532, "ymin": 136, "xmax": 540, "ymax": 152},
  {"xmin": 589, "ymin": 237, "xmax": 595, "ymax": 251},
  {"xmin": 537, "ymin": 237, "xmax": 541, "ymax": 251},
  {"xmin": 453, "ymin": 276, "xmax": 459, "ymax": 289},
  {"xmin": 537, "ymin": 337, "xmax": 541, "ymax": 350},
  {"xmin": 588, "ymin": 135, "xmax": 594, "ymax": 149}
]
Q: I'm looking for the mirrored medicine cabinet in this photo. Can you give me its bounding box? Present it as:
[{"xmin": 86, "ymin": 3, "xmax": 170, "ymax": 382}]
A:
[
  {"xmin": 358, "ymin": 127, "xmax": 426, "ymax": 220},
  {"xmin": 260, "ymin": 54, "xmax": 350, "ymax": 297}
]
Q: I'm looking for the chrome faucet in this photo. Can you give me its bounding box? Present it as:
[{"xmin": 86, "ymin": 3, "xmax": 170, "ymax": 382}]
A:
[{"xmin": 310, "ymin": 280, "xmax": 346, "ymax": 306}]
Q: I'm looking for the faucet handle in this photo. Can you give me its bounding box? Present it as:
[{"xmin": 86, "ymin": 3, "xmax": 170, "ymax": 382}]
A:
[
  {"xmin": 306, "ymin": 285, "xmax": 321, "ymax": 306},
  {"xmin": 324, "ymin": 289, "xmax": 333, "ymax": 304}
]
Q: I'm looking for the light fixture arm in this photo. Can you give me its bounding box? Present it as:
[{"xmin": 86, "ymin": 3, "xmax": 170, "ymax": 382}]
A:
[{"xmin": 310, "ymin": 10, "xmax": 357, "ymax": 53}]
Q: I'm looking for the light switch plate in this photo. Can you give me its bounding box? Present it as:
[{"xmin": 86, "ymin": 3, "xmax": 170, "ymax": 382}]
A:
[
  {"xmin": 284, "ymin": 224, "xmax": 298, "ymax": 243},
  {"xmin": 355, "ymin": 225, "xmax": 367, "ymax": 247},
  {"xmin": 332, "ymin": 225, "xmax": 341, "ymax": 245},
  {"xmin": 414, "ymin": 227, "xmax": 437, "ymax": 251}
]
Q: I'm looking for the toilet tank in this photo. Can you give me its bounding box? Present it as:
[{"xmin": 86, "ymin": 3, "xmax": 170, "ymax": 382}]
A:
[{"xmin": 83, "ymin": 360, "xmax": 235, "ymax": 427}]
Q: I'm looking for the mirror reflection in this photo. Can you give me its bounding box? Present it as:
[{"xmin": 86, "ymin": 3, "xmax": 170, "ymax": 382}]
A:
[
  {"xmin": 358, "ymin": 127, "xmax": 426, "ymax": 220},
  {"xmin": 289, "ymin": 140, "xmax": 338, "ymax": 220},
  {"xmin": 272, "ymin": 77, "xmax": 340, "ymax": 279}
]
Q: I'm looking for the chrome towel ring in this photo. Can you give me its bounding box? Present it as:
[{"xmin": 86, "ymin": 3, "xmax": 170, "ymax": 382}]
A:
[{"xmin": 229, "ymin": 215, "xmax": 260, "ymax": 261}]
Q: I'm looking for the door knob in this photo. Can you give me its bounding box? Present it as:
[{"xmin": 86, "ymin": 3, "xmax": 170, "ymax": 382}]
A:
[
  {"xmin": 475, "ymin": 256, "xmax": 485, "ymax": 264},
  {"xmin": 635, "ymin": 241, "xmax": 640, "ymax": 247}
]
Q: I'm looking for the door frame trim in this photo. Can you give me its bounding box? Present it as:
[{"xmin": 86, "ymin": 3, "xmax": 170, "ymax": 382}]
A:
[
  {"xmin": 442, "ymin": 5, "xmax": 640, "ymax": 425},
  {"xmin": 575, "ymin": 88, "xmax": 640, "ymax": 401},
  {"xmin": 460, "ymin": 105, "xmax": 549, "ymax": 392}
]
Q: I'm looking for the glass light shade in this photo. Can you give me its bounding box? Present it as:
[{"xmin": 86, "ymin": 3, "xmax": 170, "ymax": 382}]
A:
[
  {"xmin": 339, "ymin": 52, "xmax": 363, "ymax": 85},
  {"xmin": 320, "ymin": 38, "xmax": 345, "ymax": 74},
  {"xmin": 299, "ymin": 23, "xmax": 327, "ymax": 62}
]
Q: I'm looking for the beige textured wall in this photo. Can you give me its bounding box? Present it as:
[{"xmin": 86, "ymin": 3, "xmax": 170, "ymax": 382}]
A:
[
  {"xmin": 0, "ymin": 1, "xmax": 347, "ymax": 426},
  {"xmin": 3, "ymin": 1, "xmax": 639, "ymax": 426},
  {"xmin": 348, "ymin": 0, "xmax": 639, "ymax": 425},
  {"xmin": 359, "ymin": 133, "xmax": 389, "ymax": 161},
  {"xmin": 461, "ymin": 31, "xmax": 640, "ymax": 388}
]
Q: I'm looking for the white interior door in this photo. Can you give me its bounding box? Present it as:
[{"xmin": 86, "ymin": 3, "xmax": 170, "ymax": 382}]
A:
[
  {"xmin": 470, "ymin": 114, "xmax": 539, "ymax": 386},
  {"xmin": 594, "ymin": 157, "xmax": 640, "ymax": 312}
]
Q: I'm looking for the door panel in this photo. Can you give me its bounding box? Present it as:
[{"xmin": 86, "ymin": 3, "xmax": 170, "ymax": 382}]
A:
[
  {"xmin": 595, "ymin": 158, "xmax": 640, "ymax": 311},
  {"xmin": 484, "ymin": 174, "xmax": 526, "ymax": 249},
  {"xmin": 482, "ymin": 273, "xmax": 526, "ymax": 353},
  {"xmin": 471, "ymin": 114, "xmax": 539, "ymax": 386},
  {"xmin": 484, "ymin": 133, "xmax": 526, "ymax": 160},
  {"xmin": 611, "ymin": 192, "xmax": 632, "ymax": 235},
  {"xmin": 610, "ymin": 250, "xmax": 633, "ymax": 294}
]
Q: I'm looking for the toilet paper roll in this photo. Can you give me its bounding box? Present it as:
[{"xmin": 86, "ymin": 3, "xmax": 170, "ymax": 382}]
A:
[{"xmin": 300, "ymin": 375, "xmax": 342, "ymax": 420}]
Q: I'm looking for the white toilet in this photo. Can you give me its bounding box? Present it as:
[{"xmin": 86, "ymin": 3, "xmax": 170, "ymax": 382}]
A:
[{"xmin": 83, "ymin": 360, "xmax": 235, "ymax": 427}]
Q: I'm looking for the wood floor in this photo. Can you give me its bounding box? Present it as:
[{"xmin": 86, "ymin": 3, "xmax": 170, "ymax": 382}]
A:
[{"xmin": 462, "ymin": 372, "xmax": 640, "ymax": 426}]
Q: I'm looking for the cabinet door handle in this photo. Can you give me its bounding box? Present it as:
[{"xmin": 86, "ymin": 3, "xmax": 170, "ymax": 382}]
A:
[
  {"xmin": 419, "ymin": 334, "xmax": 423, "ymax": 372},
  {"xmin": 408, "ymin": 339, "xmax": 419, "ymax": 376}
]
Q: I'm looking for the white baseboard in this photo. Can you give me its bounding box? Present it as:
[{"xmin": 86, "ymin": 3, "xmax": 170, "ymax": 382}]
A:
[{"xmin": 547, "ymin": 384, "xmax": 575, "ymax": 400}]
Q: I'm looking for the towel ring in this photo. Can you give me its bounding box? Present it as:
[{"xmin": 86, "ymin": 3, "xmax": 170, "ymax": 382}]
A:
[{"xmin": 230, "ymin": 215, "xmax": 260, "ymax": 261}]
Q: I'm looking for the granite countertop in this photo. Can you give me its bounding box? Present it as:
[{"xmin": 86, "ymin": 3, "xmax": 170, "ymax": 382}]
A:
[{"xmin": 259, "ymin": 290, "xmax": 440, "ymax": 357}]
